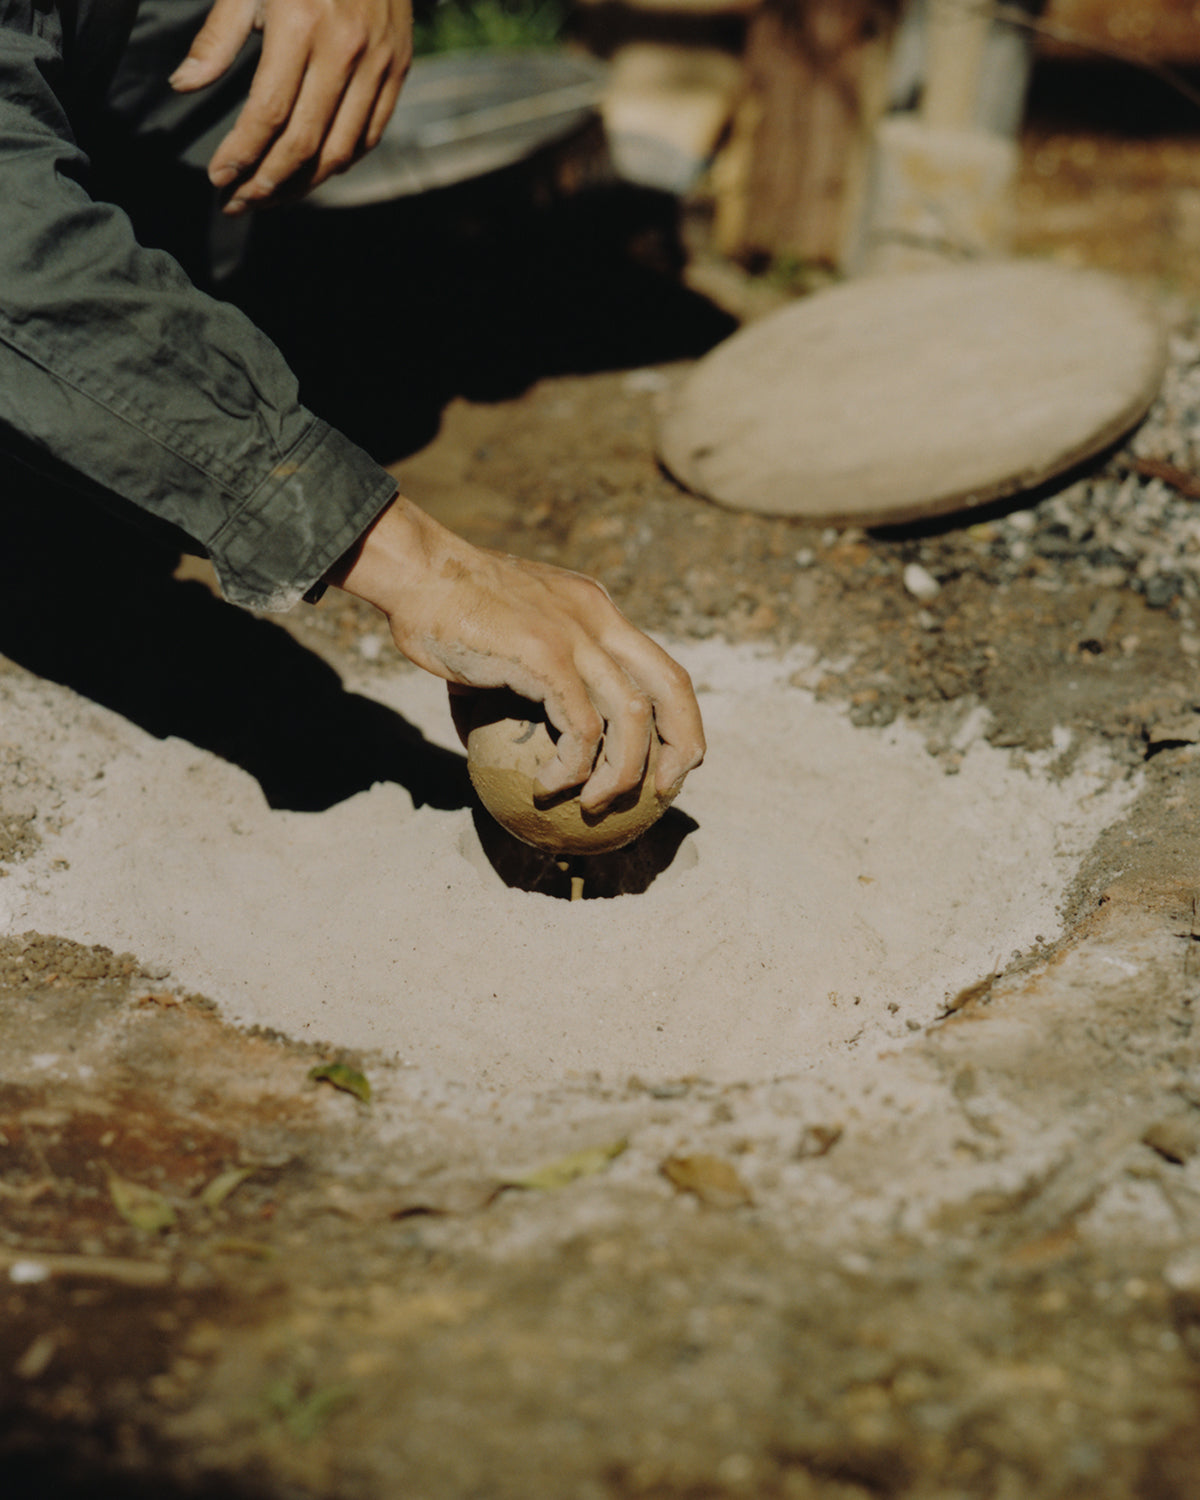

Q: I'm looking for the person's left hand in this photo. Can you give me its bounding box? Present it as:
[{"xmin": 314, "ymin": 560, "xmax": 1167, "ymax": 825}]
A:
[{"xmin": 169, "ymin": 0, "xmax": 412, "ymax": 215}]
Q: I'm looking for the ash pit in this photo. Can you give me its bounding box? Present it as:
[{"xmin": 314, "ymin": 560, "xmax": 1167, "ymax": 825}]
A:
[{"xmin": 0, "ymin": 643, "xmax": 1140, "ymax": 1087}]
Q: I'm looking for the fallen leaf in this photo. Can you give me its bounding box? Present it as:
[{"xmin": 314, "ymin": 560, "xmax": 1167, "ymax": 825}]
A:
[
  {"xmin": 14, "ymin": 1331, "xmax": 57, "ymax": 1380},
  {"xmin": 208, "ymin": 1237, "xmax": 276, "ymax": 1261},
  {"xmin": 661, "ymin": 1153, "xmax": 753, "ymax": 1208},
  {"xmin": 308, "ymin": 1062, "xmax": 371, "ymax": 1104},
  {"xmin": 198, "ymin": 1166, "xmax": 255, "ymax": 1210},
  {"xmin": 105, "ymin": 1169, "xmax": 177, "ymax": 1233},
  {"xmin": 0, "ymin": 1179, "xmax": 54, "ymax": 1205},
  {"xmin": 503, "ymin": 1139, "xmax": 628, "ymax": 1192},
  {"xmin": 1147, "ymin": 714, "xmax": 1200, "ymax": 748},
  {"xmin": 795, "ymin": 1123, "xmax": 843, "ymax": 1160},
  {"xmin": 1143, "ymin": 1115, "xmax": 1200, "ymax": 1165},
  {"xmin": 389, "ymin": 1177, "xmax": 499, "ymax": 1218}
]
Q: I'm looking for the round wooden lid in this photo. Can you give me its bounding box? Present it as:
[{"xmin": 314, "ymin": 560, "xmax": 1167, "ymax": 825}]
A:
[{"xmin": 657, "ymin": 260, "xmax": 1167, "ymax": 526}]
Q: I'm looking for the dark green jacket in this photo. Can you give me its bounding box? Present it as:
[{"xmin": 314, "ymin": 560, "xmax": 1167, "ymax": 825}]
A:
[{"xmin": 0, "ymin": 0, "xmax": 397, "ymax": 609}]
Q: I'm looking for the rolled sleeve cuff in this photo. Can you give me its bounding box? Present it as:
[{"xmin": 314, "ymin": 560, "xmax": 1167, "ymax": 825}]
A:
[{"xmin": 205, "ymin": 418, "xmax": 399, "ymax": 613}]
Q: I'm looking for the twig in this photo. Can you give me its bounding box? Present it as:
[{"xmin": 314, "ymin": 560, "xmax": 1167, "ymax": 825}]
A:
[
  {"xmin": 1123, "ymin": 456, "xmax": 1200, "ymax": 503},
  {"xmin": 0, "ymin": 1246, "xmax": 171, "ymax": 1287}
]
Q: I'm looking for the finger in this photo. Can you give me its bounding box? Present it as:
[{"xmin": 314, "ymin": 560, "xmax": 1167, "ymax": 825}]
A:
[
  {"xmin": 209, "ymin": 16, "xmax": 312, "ymax": 191},
  {"xmin": 601, "ymin": 636, "xmax": 705, "ymax": 795},
  {"xmin": 170, "ymin": 0, "xmax": 261, "ymax": 92},
  {"xmin": 364, "ymin": 55, "xmax": 406, "ymax": 150},
  {"xmin": 309, "ymin": 62, "xmax": 387, "ymax": 186},
  {"xmin": 227, "ymin": 46, "xmax": 362, "ymax": 205},
  {"xmin": 529, "ymin": 664, "xmax": 606, "ymax": 801},
  {"xmin": 569, "ymin": 651, "xmax": 655, "ymax": 812},
  {"xmin": 530, "ymin": 643, "xmax": 655, "ymax": 812}
]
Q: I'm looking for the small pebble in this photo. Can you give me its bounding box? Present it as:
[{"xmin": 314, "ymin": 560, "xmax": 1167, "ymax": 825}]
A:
[
  {"xmin": 623, "ymin": 369, "xmax": 669, "ymax": 394},
  {"xmin": 9, "ymin": 1261, "xmax": 50, "ymax": 1285},
  {"xmin": 903, "ymin": 563, "xmax": 941, "ymax": 601}
]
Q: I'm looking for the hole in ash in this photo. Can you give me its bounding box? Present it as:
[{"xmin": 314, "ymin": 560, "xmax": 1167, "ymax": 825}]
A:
[{"xmin": 462, "ymin": 805, "xmax": 700, "ymax": 899}]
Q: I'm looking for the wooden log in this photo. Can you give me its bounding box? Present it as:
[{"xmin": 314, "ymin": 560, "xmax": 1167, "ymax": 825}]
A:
[
  {"xmin": 1038, "ymin": 0, "xmax": 1200, "ymax": 64},
  {"xmin": 730, "ymin": 0, "xmax": 903, "ymax": 267}
]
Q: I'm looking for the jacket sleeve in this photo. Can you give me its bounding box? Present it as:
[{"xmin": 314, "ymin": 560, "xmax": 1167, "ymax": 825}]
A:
[{"xmin": 0, "ymin": 25, "xmax": 398, "ymax": 611}]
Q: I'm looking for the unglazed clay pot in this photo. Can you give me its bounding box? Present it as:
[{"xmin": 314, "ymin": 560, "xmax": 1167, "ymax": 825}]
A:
[{"xmin": 466, "ymin": 690, "xmax": 674, "ymax": 854}]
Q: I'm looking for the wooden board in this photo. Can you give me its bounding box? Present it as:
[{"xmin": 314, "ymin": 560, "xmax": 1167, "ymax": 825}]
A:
[{"xmin": 657, "ymin": 260, "xmax": 1167, "ymax": 526}]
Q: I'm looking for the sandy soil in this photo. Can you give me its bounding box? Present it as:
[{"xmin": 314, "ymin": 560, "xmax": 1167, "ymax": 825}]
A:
[{"xmin": 6, "ymin": 56, "xmax": 1200, "ymax": 1500}]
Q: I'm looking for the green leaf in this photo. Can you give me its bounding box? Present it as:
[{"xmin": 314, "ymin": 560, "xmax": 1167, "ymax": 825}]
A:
[
  {"xmin": 308, "ymin": 1062, "xmax": 371, "ymax": 1104},
  {"xmin": 265, "ymin": 1377, "xmax": 355, "ymax": 1442},
  {"xmin": 198, "ymin": 1167, "xmax": 255, "ymax": 1210},
  {"xmin": 105, "ymin": 1169, "xmax": 177, "ymax": 1233},
  {"xmin": 503, "ymin": 1138, "xmax": 627, "ymax": 1192}
]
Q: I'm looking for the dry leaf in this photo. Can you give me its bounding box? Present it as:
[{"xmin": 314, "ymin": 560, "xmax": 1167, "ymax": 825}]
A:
[
  {"xmin": 795, "ymin": 1123, "xmax": 843, "ymax": 1160},
  {"xmin": 198, "ymin": 1166, "xmax": 255, "ymax": 1210},
  {"xmin": 1143, "ymin": 1115, "xmax": 1200, "ymax": 1165},
  {"xmin": 389, "ymin": 1177, "xmax": 499, "ymax": 1218},
  {"xmin": 208, "ymin": 1237, "xmax": 276, "ymax": 1261},
  {"xmin": 661, "ymin": 1153, "xmax": 752, "ymax": 1208},
  {"xmin": 308, "ymin": 1062, "xmax": 371, "ymax": 1104},
  {"xmin": 503, "ymin": 1139, "xmax": 628, "ymax": 1192},
  {"xmin": 0, "ymin": 1179, "xmax": 53, "ymax": 1204},
  {"xmin": 105, "ymin": 1169, "xmax": 177, "ymax": 1233}
]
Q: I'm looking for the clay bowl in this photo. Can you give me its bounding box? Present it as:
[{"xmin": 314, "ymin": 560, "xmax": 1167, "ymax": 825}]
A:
[{"xmin": 466, "ymin": 690, "xmax": 674, "ymax": 855}]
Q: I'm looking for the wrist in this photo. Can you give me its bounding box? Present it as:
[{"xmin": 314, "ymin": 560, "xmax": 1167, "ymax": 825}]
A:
[{"xmin": 327, "ymin": 493, "xmax": 429, "ymax": 616}]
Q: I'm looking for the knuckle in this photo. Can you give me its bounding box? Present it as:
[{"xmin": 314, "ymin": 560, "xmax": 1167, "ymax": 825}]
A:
[
  {"xmin": 289, "ymin": 128, "xmax": 323, "ymax": 164},
  {"xmin": 622, "ymin": 691, "xmax": 653, "ymax": 728},
  {"xmin": 577, "ymin": 574, "xmax": 613, "ymax": 606},
  {"xmin": 249, "ymin": 95, "xmax": 291, "ymax": 133},
  {"xmin": 660, "ymin": 657, "xmax": 695, "ymax": 696},
  {"xmin": 326, "ymin": 13, "xmax": 371, "ymax": 58}
]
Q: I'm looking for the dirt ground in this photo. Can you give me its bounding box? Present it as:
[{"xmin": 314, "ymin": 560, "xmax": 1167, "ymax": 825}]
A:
[{"xmin": 9, "ymin": 55, "xmax": 1200, "ymax": 1500}]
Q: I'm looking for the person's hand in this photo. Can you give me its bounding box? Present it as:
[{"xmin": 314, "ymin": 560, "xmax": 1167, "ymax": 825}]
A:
[
  {"xmin": 330, "ymin": 496, "xmax": 706, "ymax": 811},
  {"xmin": 169, "ymin": 0, "xmax": 412, "ymax": 215}
]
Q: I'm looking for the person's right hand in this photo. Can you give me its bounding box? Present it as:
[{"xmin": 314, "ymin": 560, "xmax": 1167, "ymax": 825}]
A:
[
  {"xmin": 169, "ymin": 0, "xmax": 412, "ymax": 214},
  {"xmin": 330, "ymin": 496, "xmax": 706, "ymax": 811}
]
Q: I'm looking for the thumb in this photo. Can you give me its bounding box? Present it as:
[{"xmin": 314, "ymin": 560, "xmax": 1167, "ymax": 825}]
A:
[{"xmin": 169, "ymin": 0, "xmax": 262, "ymax": 91}]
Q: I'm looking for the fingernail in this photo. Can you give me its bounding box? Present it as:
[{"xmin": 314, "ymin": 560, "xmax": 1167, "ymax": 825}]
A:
[
  {"xmin": 223, "ymin": 198, "xmax": 249, "ymax": 217},
  {"xmin": 169, "ymin": 58, "xmax": 203, "ymax": 88},
  {"xmin": 210, "ymin": 165, "xmax": 239, "ymax": 188},
  {"xmin": 534, "ymin": 769, "xmax": 570, "ymax": 799}
]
